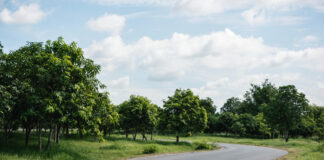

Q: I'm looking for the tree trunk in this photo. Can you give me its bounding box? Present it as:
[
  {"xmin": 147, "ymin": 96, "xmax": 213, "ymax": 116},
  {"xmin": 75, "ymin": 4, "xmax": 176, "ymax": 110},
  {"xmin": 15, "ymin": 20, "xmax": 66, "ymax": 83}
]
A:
[
  {"xmin": 55, "ymin": 125, "xmax": 61, "ymax": 144},
  {"xmin": 38, "ymin": 122, "xmax": 42, "ymax": 151},
  {"xmin": 46, "ymin": 120, "xmax": 53, "ymax": 150},
  {"xmin": 25, "ymin": 127, "xmax": 31, "ymax": 146},
  {"xmin": 285, "ymin": 130, "xmax": 289, "ymax": 142},
  {"xmin": 176, "ymin": 135, "xmax": 179, "ymax": 143},
  {"xmin": 150, "ymin": 131, "xmax": 153, "ymax": 140},
  {"xmin": 79, "ymin": 128, "xmax": 83, "ymax": 138},
  {"xmin": 65, "ymin": 126, "xmax": 69, "ymax": 136},
  {"xmin": 4, "ymin": 125, "xmax": 8, "ymax": 144},
  {"xmin": 142, "ymin": 132, "xmax": 147, "ymax": 141},
  {"xmin": 133, "ymin": 131, "xmax": 137, "ymax": 141},
  {"xmin": 54, "ymin": 124, "xmax": 57, "ymax": 142},
  {"xmin": 126, "ymin": 132, "xmax": 128, "ymax": 139}
]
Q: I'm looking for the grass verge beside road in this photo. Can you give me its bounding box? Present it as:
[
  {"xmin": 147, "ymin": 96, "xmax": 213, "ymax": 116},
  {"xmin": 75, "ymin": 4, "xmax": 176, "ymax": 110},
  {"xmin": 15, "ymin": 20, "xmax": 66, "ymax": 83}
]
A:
[
  {"xmin": 0, "ymin": 132, "xmax": 208, "ymax": 160},
  {"xmin": 155, "ymin": 134, "xmax": 324, "ymax": 160}
]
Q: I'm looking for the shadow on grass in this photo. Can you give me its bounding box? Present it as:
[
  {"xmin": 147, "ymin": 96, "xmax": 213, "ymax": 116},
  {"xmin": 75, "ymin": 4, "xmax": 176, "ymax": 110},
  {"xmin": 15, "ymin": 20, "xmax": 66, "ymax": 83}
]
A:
[
  {"xmin": 0, "ymin": 132, "xmax": 89, "ymax": 160},
  {"xmin": 104, "ymin": 136, "xmax": 192, "ymax": 147}
]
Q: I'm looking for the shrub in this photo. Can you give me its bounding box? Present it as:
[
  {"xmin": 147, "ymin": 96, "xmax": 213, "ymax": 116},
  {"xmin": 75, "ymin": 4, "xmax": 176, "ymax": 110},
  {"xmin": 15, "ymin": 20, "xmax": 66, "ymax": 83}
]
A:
[
  {"xmin": 143, "ymin": 145, "xmax": 158, "ymax": 154},
  {"xmin": 194, "ymin": 142, "xmax": 216, "ymax": 150}
]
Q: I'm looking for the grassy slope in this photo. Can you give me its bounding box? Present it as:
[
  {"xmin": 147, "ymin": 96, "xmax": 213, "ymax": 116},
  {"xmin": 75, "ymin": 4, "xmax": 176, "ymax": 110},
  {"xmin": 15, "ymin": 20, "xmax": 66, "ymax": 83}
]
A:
[
  {"xmin": 155, "ymin": 134, "xmax": 324, "ymax": 160},
  {"xmin": 0, "ymin": 133, "xmax": 197, "ymax": 160}
]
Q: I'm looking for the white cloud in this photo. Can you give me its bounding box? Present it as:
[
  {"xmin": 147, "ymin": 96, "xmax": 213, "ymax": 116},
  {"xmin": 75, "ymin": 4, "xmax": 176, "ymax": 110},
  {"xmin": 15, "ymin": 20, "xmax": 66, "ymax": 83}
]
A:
[
  {"xmin": 241, "ymin": 8, "xmax": 266, "ymax": 25},
  {"xmin": 86, "ymin": 29, "xmax": 324, "ymax": 81},
  {"xmin": 191, "ymin": 73, "xmax": 304, "ymax": 107},
  {"xmin": 85, "ymin": 29, "xmax": 324, "ymax": 106},
  {"xmin": 301, "ymin": 35, "xmax": 318, "ymax": 43},
  {"xmin": 87, "ymin": 0, "xmax": 324, "ymax": 26},
  {"xmin": 0, "ymin": 3, "xmax": 45, "ymax": 24},
  {"xmin": 87, "ymin": 13, "xmax": 126, "ymax": 35},
  {"xmin": 108, "ymin": 76, "xmax": 130, "ymax": 89},
  {"xmin": 85, "ymin": 29, "xmax": 277, "ymax": 79},
  {"xmin": 318, "ymin": 82, "xmax": 324, "ymax": 89}
]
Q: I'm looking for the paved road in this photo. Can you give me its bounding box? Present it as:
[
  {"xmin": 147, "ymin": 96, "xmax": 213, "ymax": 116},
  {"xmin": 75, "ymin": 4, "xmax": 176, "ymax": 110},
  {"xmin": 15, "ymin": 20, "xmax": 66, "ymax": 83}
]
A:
[{"xmin": 129, "ymin": 143, "xmax": 288, "ymax": 160}]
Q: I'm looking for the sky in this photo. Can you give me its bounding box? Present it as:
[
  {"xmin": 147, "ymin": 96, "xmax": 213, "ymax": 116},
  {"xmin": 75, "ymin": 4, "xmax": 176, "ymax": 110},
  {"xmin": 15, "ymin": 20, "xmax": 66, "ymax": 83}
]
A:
[{"xmin": 1, "ymin": 0, "xmax": 324, "ymax": 109}]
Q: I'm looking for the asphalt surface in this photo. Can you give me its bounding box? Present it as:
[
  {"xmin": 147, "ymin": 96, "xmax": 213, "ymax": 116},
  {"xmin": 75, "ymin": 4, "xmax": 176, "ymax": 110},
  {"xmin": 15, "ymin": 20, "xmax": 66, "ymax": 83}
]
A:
[{"xmin": 129, "ymin": 143, "xmax": 288, "ymax": 160}]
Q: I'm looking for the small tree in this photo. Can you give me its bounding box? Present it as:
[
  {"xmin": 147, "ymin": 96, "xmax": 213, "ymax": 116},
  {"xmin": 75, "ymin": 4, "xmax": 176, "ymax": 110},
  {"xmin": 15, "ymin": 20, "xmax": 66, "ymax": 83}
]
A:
[
  {"xmin": 118, "ymin": 95, "xmax": 158, "ymax": 141},
  {"xmin": 199, "ymin": 97, "xmax": 217, "ymax": 133},
  {"xmin": 162, "ymin": 89, "xmax": 207, "ymax": 142}
]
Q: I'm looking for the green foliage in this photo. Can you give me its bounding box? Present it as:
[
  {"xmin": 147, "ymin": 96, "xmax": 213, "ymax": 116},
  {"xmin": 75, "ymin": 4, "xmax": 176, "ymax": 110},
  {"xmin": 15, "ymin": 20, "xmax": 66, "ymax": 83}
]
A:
[
  {"xmin": 217, "ymin": 112, "xmax": 238, "ymax": 133},
  {"xmin": 143, "ymin": 145, "xmax": 158, "ymax": 154},
  {"xmin": 0, "ymin": 41, "xmax": 3, "ymax": 54},
  {"xmin": 161, "ymin": 89, "xmax": 207, "ymax": 142},
  {"xmin": 221, "ymin": 97, "xmax": 241, "ymax": 114},
  {"xmin": 118, "ymin": 95, "xmax": 158, "ymax": 140},
  {"xmin": 194, "ymin": 142, "xmax": 215, "ymax": 150},
  {"xmin": 264, "ymin": 85, "xmax": 308, "ymax": 142},
  {"xmin": 314, "ymin": 112, "xmax": 324, "ymax": 143},
  {"xmin": 231, "ymin": 122, "xmax": 246, "ymax": 136}
]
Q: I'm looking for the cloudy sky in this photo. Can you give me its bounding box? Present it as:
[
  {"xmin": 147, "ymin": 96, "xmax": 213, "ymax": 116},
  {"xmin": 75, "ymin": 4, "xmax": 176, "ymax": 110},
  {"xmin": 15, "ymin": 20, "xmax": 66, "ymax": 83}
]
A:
[{"xmin": 1, "ymin": 0, "xmax": 324, "ymax": 109}]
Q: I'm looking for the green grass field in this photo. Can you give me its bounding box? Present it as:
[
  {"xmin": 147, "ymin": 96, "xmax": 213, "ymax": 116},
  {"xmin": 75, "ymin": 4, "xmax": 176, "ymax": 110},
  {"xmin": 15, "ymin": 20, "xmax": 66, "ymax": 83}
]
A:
[
  {"xmin": 0, "ymin": 132, "xmax": 202, "ymax": 160},
  {"xmin": 155, "ymin": 134, "xmax": 324, "ymax": 160},
  {"xmin": 1, "ymin": 132, "xmax": 323, "ymax": 160}
]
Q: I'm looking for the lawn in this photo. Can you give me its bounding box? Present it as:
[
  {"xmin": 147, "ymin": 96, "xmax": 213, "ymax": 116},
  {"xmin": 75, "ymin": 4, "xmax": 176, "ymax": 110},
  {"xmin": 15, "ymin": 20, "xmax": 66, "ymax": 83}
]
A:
[
  {"xmin": 154, "ymin": 134, "xmax": 324, "ymax": 160},
  {"xmin": 1, "ymin": 132, "xmax": 323, "ymax": 160},
  {"xmin": 0, "ymin": 132, "xmax": 199, "ymax": 160}
]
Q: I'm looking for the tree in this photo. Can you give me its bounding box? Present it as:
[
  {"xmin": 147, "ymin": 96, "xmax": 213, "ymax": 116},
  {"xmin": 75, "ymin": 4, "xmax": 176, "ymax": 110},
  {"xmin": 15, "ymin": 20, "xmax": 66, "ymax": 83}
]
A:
[
  {"xmin": 231, "ymin": 122, "xmax": 246, "ymax": 136},
  {"xmin": 314, "ymin": 112, "xmax": 324, "ymax": 143},
  {"xmin": 199, "ymin": 97, "xmax": 217, "ymax": 133},
  {"xmin": 265, "ymin": 85, "xmax": 308, "ymax": 142},
  {"xmin": 118, "ymin": 95, "xmax": 158, "ymax": 140},
  {"xmin": 0, "ymin": 42, "xmax": 3, "ymax": 54},
  {"xmin": 92, "ymin": 92, "xmax": 119, "ymax": 142},
  {"xmin": 217, "ymin": 112, "xmax": 238, "ymax": 135},
  {"xmin": 221, "ymin": 97, "xmax": 241, "ymax": 114},
  {"xmin": 0, "ymin": 37, "xmax": 103, "ymax": 151},
  {"xmin": 240, "ymin": 80, "xmax": 277, "ymax": 115},
  {"xmin": 237, "ymin": 113, "xmax": 258, "ymax": 136},
  {"xmin": 162, "ymin": 89, "xmax": 207, "ymax": 142},
  {"xmin": 255, "ymin": 113, "xmax": 271, "ymax": 138}
]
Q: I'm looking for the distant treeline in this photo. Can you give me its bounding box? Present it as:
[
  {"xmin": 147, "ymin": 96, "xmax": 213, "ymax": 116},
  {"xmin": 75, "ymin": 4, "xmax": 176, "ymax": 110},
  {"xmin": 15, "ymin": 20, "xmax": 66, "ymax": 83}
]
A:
[{"xmin": 0, "ymin": 38, "xmax": 323, "ymax": 152}]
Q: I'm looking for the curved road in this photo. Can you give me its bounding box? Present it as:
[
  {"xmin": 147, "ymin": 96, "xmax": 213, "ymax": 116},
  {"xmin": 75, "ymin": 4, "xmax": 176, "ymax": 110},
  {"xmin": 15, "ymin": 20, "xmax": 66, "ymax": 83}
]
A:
[{"xmin": 129, "ymin": 143, "xmax": 288, "ymax": 160}]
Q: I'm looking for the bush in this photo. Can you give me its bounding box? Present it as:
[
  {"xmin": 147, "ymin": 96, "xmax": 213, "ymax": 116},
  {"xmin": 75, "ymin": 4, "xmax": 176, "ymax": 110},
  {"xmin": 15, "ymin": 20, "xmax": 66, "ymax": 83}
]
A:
[
  {"xmin": 194, "ymin": 142, "xmax": 216, "ymax": 150},
  {"xmin": 143, "ymin": 145, "xmax": 158, "ymax": 154}
]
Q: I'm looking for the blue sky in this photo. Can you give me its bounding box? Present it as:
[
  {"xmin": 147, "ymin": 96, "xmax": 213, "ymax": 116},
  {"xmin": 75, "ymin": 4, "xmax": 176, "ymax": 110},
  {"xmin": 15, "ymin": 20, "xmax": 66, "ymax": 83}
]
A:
[{"xmin": 1, "ymin": 0, "xmax": 324, "ymax": 108}]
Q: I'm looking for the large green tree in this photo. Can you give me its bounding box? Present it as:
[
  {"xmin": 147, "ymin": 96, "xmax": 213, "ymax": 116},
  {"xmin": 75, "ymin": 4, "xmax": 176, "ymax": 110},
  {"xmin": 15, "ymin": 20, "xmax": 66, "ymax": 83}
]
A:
[
  {"xmin": 162, "ymin": 89, "xmax": 207, "ymax": 142},
  {"xmin": 264, "ymin": 85, "xmax": 308, "ymax": 142}
]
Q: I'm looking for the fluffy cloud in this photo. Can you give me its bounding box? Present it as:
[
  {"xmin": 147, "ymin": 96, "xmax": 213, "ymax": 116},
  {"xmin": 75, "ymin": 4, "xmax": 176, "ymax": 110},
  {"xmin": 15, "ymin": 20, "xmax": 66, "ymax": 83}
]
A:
[
  {"xmin": 86, "ymin": 29, "xmax": 324, "ymax": 79},
  {"xmin": 87, "ymin": 14, "xmax": 126, "ymax": 35},
  {"xmin": 0, "ymin": 3, "xmax": 45, "ymax": 24},
  {"xmin": 85, "ymin": 29, "xmax": 324, "ymax": 106},
  {"xmin": 86, "ymin": 29, "xmax": 275, "ymax": 80}
]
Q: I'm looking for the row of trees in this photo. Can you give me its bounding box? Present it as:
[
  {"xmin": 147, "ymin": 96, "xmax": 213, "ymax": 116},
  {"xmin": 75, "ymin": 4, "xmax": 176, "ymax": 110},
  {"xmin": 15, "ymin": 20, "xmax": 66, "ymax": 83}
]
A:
[
  {"xmin": 217, "ymin": 80, "xmax": 324, "ymax": 142},
  {"xmin": 1, "ymin": 39, "xmax": 324, "ymax": 151},
  {"xmin": 0, "ymin": 39, "xmax": 118, "ymax": 151}
]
